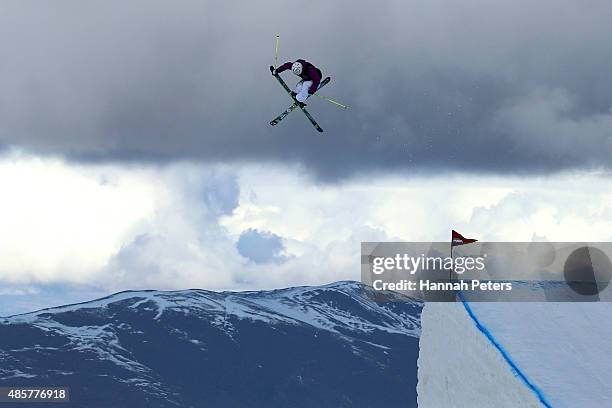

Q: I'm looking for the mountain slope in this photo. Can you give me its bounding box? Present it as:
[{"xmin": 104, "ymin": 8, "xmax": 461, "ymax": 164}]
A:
[{"xmin": 0, "ymin": 281, "xmax": 421, "ymax": 408}]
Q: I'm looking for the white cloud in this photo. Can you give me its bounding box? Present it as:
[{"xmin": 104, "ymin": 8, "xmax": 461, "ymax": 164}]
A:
[
  {"xmin": 0, "ymin": 152, "xmax": 611, "ymax": 294},
  {"xmin": 0, "ymin": 151, "xmax": 160, "ymax": 283}
]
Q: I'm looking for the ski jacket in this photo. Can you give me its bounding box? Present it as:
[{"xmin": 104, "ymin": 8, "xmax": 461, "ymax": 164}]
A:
[{"xmin": 276, "ymin": 59, "xmax": 322, "ymax": 94}]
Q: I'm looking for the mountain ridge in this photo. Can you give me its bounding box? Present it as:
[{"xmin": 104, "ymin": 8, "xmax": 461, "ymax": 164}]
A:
[{"xmin": 0, "ymin": 280, "xmax": 421, "ymax": 407}]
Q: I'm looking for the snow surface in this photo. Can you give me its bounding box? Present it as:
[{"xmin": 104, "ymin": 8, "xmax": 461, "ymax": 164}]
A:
[
  {"xmin": 5, "ymin": 282, "xmax": 419, "ymax": 337},
  {"xmin": 418, "ymin": 300, "xmax": 612, "ymax": 408},
  {"xmin": 418, "ymin": 302, "xmax": 542, "ymax": 408}
]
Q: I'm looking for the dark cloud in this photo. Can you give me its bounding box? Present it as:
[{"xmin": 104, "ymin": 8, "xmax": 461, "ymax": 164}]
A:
[{"xmin": 1, "ymin": 0, "xmax": 612, "ymax": 180}]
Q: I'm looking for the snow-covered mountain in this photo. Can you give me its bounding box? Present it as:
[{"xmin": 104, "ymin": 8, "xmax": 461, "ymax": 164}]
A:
[{"xmin": 0, "ymin": 281, "xmax": 421, "ymax": 408}]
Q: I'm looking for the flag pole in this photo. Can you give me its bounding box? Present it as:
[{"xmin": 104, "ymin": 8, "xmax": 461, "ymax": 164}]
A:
[
  {"xmin": 450, "ymin": 234, "xmax": 454, "ymax": 283},
  {"xmin": 450, "ymin": 230, "xmax": 478, "ymax": 300}
]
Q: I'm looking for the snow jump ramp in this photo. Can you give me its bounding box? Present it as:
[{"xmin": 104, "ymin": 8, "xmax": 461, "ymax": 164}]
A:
[{"xmin": 418, "ymin": 301, "xmax": 612, "ymax": 407}]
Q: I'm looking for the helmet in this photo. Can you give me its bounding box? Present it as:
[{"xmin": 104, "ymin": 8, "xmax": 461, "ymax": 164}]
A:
[{"xmin": 292, "ymin": 61, "xmax": 303, "ymax": 76}]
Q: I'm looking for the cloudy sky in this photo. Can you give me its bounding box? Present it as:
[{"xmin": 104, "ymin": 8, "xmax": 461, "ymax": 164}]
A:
[{"xmin": 1, "ymin": 0, "xmax": 611, "ymax": 314}]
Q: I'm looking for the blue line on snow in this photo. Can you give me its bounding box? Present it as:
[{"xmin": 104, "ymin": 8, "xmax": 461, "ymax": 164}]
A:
[{"xmin": 458, "ymin": 293, "xmax": 553, "ymax": 408}]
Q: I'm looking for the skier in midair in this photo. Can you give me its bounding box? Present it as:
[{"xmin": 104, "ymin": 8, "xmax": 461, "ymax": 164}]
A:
[{"xmin": 271, "ymin": 59, "xmax": 322, "ymax": 107}]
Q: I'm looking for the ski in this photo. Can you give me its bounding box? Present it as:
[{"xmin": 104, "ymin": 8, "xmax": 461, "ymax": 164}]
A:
[
  {"xmin": 270, "ymin": 76, "xmax": 331, "ymax": 127},
  {"xmin": 270, "ymin": 66, "xmax": 325, "ymax": 132}
]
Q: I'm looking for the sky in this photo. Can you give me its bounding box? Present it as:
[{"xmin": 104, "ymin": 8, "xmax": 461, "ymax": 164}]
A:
[{"xmin": 1, "ymin": 0, "xmax": 611, "ymax": 314}]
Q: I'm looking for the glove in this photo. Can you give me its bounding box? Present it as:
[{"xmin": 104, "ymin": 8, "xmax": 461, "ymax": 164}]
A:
[{"xmin": 269, "ymin": 65, "xmax": 276, "ymax": 75}]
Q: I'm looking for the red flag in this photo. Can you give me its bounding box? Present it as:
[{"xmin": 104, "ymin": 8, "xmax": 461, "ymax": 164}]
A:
[{"xmin": 451, "ymin": 230, "xmax": 478, "ymax": 246}]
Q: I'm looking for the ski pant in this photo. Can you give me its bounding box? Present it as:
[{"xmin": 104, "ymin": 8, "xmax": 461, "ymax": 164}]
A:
[{"xmin": 293, "ymin": 80, "xmax": 313, "ymax": 103}]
